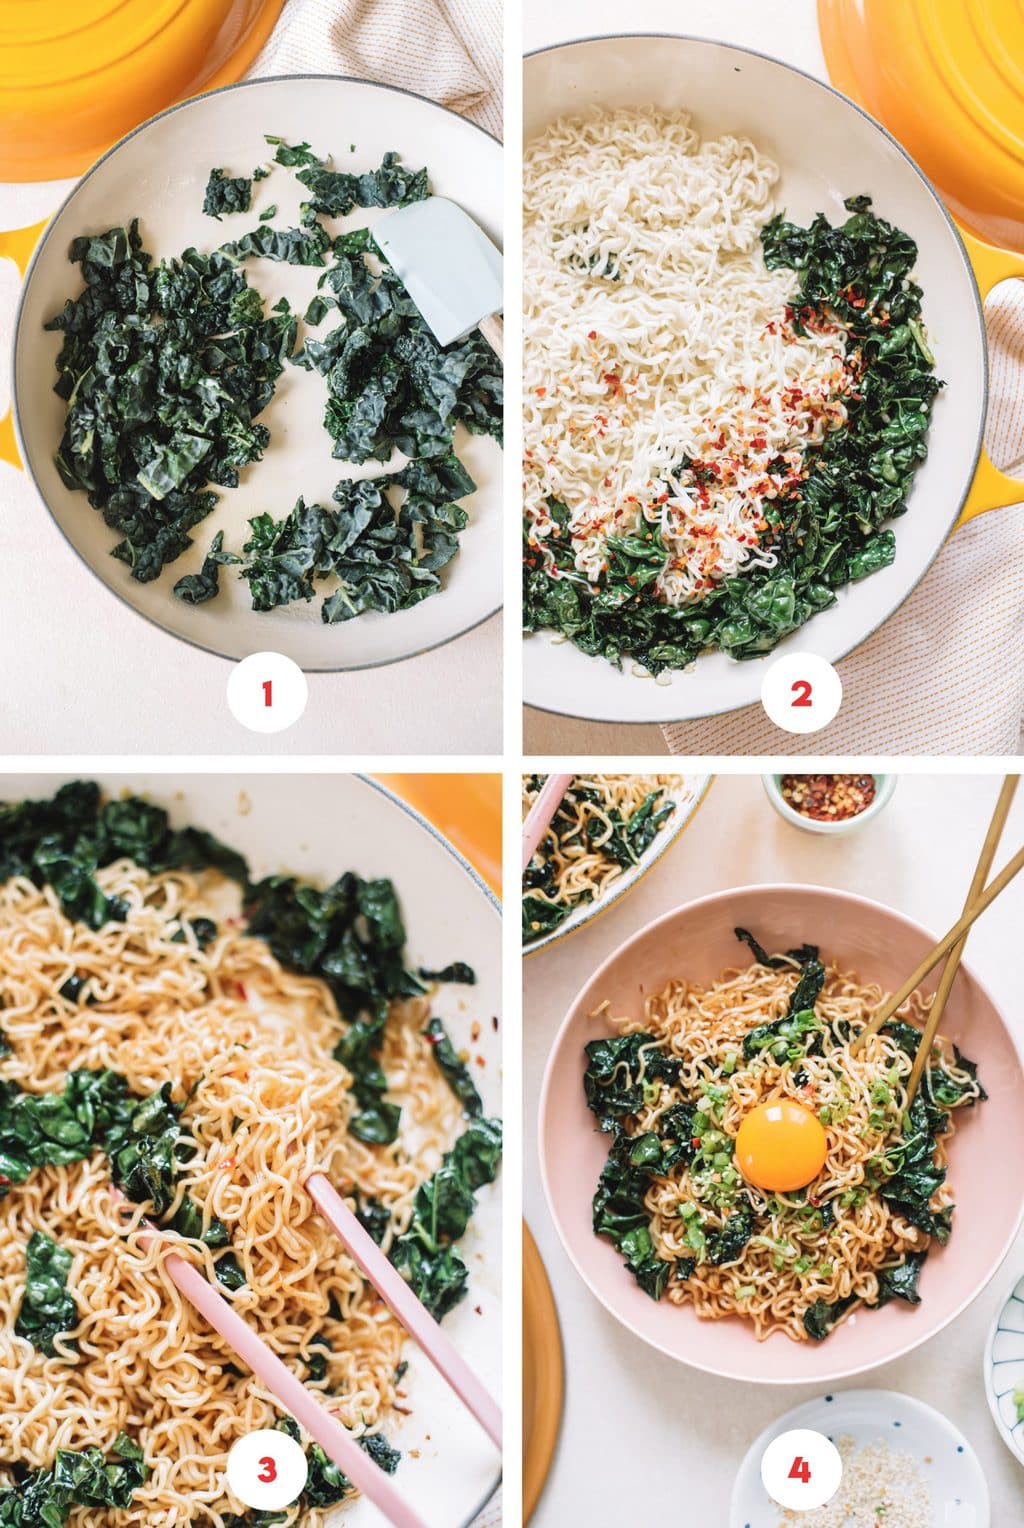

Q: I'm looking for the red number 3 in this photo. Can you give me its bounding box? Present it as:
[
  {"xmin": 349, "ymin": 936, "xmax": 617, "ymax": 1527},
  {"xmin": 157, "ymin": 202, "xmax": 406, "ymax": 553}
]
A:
[
  {"xmin": 258, "ymin": 1456, "xmax": 277, "ymax": 1484},
  {"xmin": 791, "ymin": 680, "xmax": 813, "ymax": 708},
  {"xmin": 788, "ymin": 1455, "xmax": 812, "ymax": 1483}
]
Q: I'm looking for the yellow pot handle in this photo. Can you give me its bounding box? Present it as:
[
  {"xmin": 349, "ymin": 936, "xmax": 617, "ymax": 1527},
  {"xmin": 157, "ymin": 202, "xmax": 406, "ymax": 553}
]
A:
[
  {"xmin": 956, "ymin": 225, "xmax": 1024, "ymax": 528},
  {"xmin": 0, "ymin": 217, "xmax": 50, "ymax": 472}
]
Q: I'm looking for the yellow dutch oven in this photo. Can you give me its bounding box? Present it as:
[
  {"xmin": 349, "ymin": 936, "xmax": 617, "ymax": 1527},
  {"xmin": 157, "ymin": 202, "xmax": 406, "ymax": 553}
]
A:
[
  {"xmin": 820, "ymin": 0, "xmax": 1024, "ymax": 516},
  {"xmin": 0, "ymin": 0, "xmax": 285, "ymax": 465},
  {"xmin": 0, "ymin": 0, "xmax": 286, "ymax": 181}
]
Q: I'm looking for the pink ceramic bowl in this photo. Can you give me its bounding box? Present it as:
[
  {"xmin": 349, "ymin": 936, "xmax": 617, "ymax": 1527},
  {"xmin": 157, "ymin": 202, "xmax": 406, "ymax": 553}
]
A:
[{"xmin": 539, "ymin": 883, "xmax": 1024, "ymax": 1383}]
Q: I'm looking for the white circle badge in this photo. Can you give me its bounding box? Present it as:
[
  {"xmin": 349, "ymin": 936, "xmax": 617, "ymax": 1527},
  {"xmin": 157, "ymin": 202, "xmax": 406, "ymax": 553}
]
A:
[
  {"xmin": 760, "ymin": 652, "xmax": 842, "ymax": 734},
  {"xmin": 227, "ymin": 652, "xmax": 308, "ymax": 734},
  {"xmin": 761, "ymin": 1427, "xmax": 843, "ymax": 1511},
  {"xmin": 226, "ymin": 1428, "xmax": 308, "ymax": 1511}
]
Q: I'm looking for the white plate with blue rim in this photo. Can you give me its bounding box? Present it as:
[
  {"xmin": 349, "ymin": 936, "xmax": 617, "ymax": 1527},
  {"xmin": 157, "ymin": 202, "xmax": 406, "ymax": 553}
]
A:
[
  {"xmin": 984, "ymin": 1270, "xmax": 1024, "ymax": 1466},
  {"xmin": 730, "ymin": 1389, "xmax": 990, "ymax": 1527}
]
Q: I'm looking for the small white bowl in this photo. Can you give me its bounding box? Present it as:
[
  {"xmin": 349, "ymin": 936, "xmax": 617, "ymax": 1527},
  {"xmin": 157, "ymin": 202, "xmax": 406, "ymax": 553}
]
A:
[
  {"xmin": 984, "ymin": 1270, "xmax": 1024, "ymax": 1466},
  {"xmin": 762, "ymin": 772, "xmax": 897, "ymax": 835},
  {"xmin": 730, "ymin": 1388, "xmax": 990, "ymax": 1527}
]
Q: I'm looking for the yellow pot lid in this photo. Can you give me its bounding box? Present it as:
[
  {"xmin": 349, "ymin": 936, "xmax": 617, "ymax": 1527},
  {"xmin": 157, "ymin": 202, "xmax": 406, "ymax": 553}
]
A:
[
  {"xmin": 819, "ymin": 0, "xmax": 1024, "ymax": 253},
  {"xmin": 0, "ymin": 0, "xmax": 287, "ymax": 182}
]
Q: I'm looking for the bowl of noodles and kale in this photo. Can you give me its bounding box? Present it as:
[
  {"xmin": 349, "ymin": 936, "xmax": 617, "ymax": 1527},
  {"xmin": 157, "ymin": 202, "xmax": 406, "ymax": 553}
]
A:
[
  {"xmin": 521, "ymin": 773, "xmax": 710, "ymax": 955},
  {"xmin": 539, "ymin": 884, "xmax": 1024, "ymax": 1382}
]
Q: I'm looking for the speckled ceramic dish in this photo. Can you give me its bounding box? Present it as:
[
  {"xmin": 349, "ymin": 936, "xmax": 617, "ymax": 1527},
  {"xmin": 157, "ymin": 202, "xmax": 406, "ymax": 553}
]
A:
[{"xmin": 730, "ymin": 1389, "xmax": 989, "ymax": 1526}]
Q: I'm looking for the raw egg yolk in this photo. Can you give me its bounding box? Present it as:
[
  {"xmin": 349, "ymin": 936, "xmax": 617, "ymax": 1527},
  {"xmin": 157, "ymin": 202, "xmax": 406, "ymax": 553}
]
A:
[{"xmin": 735, "ymin": 1100, "xmax": 827, "ymax": 1192}]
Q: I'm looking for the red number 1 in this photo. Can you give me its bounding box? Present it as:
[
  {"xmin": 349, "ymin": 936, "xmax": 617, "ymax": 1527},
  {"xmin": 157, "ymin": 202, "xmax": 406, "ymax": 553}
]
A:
[
  {"xmin": 788, "ymin": 1456, "xmax": 811, "ymax": 1484},
  {"xmin": 262, "ymin": 680, "xmax": 273, "ymax": 708},
  {"xmin": 791, "ymin": 680, "xmax": 813, "ymax": 708},
  {"xmin": 258, "ymin": 1456, "xmax": 277, "ymax": 1483}
]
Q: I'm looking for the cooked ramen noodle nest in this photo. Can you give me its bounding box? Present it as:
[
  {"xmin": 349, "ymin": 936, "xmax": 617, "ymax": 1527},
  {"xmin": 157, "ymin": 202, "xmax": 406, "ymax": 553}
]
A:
[
  {"xmin": 0, "ymin": 862, "xmax": 465, "ymax": 1525},
  {"xmin": 521, "ymin": 774, "xmax": 686, "ymax": 941},
  {"xmin": 584, "ymin": 945, "xmax": 985, "ymax": 1343}
]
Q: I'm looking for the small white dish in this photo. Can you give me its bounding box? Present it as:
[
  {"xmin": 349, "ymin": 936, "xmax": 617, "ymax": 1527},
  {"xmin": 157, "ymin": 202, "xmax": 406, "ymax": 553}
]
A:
[
  {"xmin": 984, "ymin": 1270, "xmax": 1024, "ymax": 1466},
  {"xmin": 730, "ymin": 1389, "xmax": 990, "ymax": 1527},
  {"xmin": 522, "ymin": 774, "xmax": 711, "ymax": 956},
  {"xmin": 762, "ymin": 772, "xmax": 897, "ymax": 835}
]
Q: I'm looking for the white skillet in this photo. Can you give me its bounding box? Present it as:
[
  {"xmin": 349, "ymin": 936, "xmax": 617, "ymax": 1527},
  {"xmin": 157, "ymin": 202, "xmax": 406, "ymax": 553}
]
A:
[
  {"xmin": 7, "ymin": 76, "xmax": 503, "ymax": 671},
  {"xmin": 0, "ymin": 772, "xmax": 503, "ymax": 1528},
  {"xmin": 522, "ymin": 34, "xmax": 1024, "ymax": 724}
]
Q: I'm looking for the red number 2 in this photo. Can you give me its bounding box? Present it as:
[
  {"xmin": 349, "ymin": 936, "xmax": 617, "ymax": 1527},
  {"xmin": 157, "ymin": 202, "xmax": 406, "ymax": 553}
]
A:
[
  {"xmin": 788, "ymin": 1455, "xmax": 812, "ymax": 1484},
  {"xmin": 791, "ymin": 680, "xmax": 813, "ymax": 708},
  {"xmin": 262, "ymin": 680, "xmax": 273, "ymax": 708},
  {"xmin": 258, "ymin": 1456, "xmax": 277, "ymax": 1484}
]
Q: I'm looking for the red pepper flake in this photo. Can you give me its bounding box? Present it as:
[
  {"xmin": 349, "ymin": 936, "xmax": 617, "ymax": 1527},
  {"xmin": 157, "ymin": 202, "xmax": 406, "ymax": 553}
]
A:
[
  {"xmin": 587, "ymin": 330, "xmax": 597, "ymax": 340},
  {"xmin": 781, "ymin": 773, "xmax": 876, "ymax": 822}
]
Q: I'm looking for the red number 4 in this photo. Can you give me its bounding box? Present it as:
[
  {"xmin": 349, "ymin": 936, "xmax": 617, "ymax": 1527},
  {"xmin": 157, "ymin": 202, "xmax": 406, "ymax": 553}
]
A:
[
  {"xmin": 788, "ymin": 1456, "xmax": 812, "ymax": 1484},
  {"xmin": 258, "ymin": 1456, "xmax": 277, "ymax": 1484}
]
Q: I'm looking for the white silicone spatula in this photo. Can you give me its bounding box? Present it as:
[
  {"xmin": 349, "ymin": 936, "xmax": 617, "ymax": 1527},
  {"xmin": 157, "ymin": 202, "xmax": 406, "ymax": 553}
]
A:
[{"xmin": 375, "ymin": 196, "xmax": 504, "ymax": 358}]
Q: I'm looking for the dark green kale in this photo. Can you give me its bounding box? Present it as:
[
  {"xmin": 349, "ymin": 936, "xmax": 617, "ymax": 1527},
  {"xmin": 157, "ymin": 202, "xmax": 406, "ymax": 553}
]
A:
[
  {"xmin": 741, "ymin": 935, "xmax": 827, "ymax": 1063},
  {"xmin": 169, "ymin": 1195, "xmax": 230, "ymax": 1247},
  {"xmin": 15, "ymin": 1231, "xmax": 77, "ymax": 1358},
  {"xmin": 172, "ymin": 531, "xmax": 239, "ymax": 605},
  {"xmin": 45, "ymin": 222, "xmax": 296, "ymax": 582},
  {"xmin": 876, "ymin": 1251, "xmax": 926, "ymax": 1306},
  {"xmin": 0, "ymin": 781, "xmax": 248, "ymax": 928},
  {"xmin": 295, "ymin": 244, "xmax": 501, "ymax": 465},
  {"xmin": 233, "ymin": 458, "xmax": 474, "ymax": 620},
  {"xmin": 295, "ymin": 149, "xmax": 428, "ymax": 218},
  {"xmin": 423, "ymin": 1017, "xmax": 483, "ymax": 1117},
  {"xmin": 96, "ymin": 1081, "xmax": 187, "ymax": 1216},
  {"xmin": 734, "ymin": 929, "xmax": 820, "ymax": 970},
  {"xmin": 803, "ymin": 1292, "xmax": 859, "ymax": 1342},
  {"xmin": 583, "ymin": 1033, "xmax": 681, "ymax": 1129},
  {"xmin": 874, "ymin": 1093, "xmax": 954, "ymax": 1242},
  {"xmin": 390, "ymin": 1116, "xmax": 502, "ymax": 1318},
  {"xmin": 524, "ymin": 195, "xmax": 939, "ymax": 674},
  {"xmin": 590, "ymin": 1134, "xmax": 679, "ymax": 1300},
  {"xmin": 0, "ymin": 1069, "xmax": 129, "ymax": 1192},
  {"xmin": 238, "ymin": 499, "xmax": 335, "ymax": 612},
  {"xmin": 0, "ymin": 1432, "xmax": 146, "ymax": 1524},
  {"xmin": 213, "ymin": 1252, "xmax": 247, "ymax": 1292},
  {"xmin": 203, "ymin": 169, "xmax": 253, "ymax": 220},
  {"xmin": 417, "ymin": 961, "xmax": 476, "ymax": 985},
  {"xmin": 354, "ymin": 1194, "xmax": 391, "ymax": 1245},
  {"xmin": 304, "ymin": 294, "xmax": 330, "ymax": 326},
  {"xmin": 0, "ymin": 1067, "xmax": 191, "ymax": 1227},
  {"xmin": 220, "ymin": 222, "xmax": 331, "ymax": 267},
  {"xmin": 705, "ymin": 1205, "xmax": 754, "ymax": 1266},
  {"xmin": 805, "ymin": 1251, "xmax": 927, "ymax": 1340},
  {"xmin": 244, "ymin": 870, "xmax": 426, "ymax": 1145},
  {"xmin": 171, "ymin": 916, "xmax": 219, "ymax": 951}
]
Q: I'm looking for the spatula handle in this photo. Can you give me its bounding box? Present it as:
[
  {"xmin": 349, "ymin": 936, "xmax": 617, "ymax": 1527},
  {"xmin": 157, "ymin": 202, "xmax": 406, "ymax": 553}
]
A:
[{"xmin": 478, "ymin": 313, "xmax": 503, "ymax": 360}]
